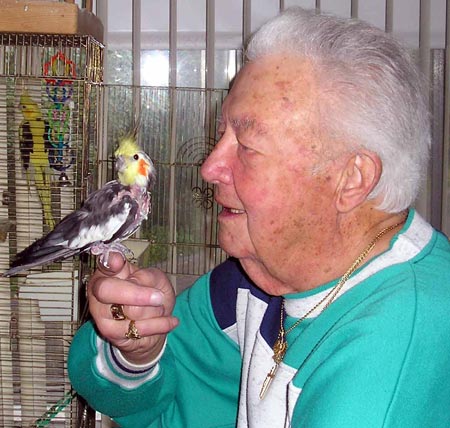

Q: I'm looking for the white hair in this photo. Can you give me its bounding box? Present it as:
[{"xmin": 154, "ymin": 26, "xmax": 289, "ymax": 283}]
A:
[{"xmin": 245, "ymin": 7, "xmax": 431, "ymax": 213}]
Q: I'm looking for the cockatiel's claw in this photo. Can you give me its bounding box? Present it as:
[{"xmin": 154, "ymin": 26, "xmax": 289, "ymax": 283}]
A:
[{"xmin": 92, "ymin": 242, "xmax": 135, "ymax": 268}]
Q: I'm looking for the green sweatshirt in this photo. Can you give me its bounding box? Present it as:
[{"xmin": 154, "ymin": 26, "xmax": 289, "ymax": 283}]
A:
[{"xmin": 69, "ymin": 210, "xmax": 450, "ymax": 427}]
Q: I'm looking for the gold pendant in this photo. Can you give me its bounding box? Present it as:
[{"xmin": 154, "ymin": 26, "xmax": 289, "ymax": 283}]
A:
[
  {"xmin": 272, "ymin": 336, "xmax": 287, "ymax": 363},
  {"xmin": 259, "ymin": 336, "xmax": 287, "ymax": 399},
  {"xmin": 259, "ymin": 363, "xmax": 279, "ymax": 399}
]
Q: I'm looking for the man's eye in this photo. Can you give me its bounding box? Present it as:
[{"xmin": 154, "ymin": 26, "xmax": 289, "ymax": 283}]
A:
[
  {"xmin": 217, "ymin": 128, "xmax": 225, "ymax": 139},
  {"xmin": 237, "ymin": 141, "xmax": 252, "ymax": 152}
]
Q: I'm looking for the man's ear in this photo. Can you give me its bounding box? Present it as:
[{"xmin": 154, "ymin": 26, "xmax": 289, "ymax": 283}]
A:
[{"xmin": 334, "ymin": 150, "xmax": 382, "ymax": 213}]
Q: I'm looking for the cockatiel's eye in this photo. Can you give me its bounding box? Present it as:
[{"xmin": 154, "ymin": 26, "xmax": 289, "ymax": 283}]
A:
[{"xmin": 133, "ymin": 154, "xmax": 139, "ymax": 160}]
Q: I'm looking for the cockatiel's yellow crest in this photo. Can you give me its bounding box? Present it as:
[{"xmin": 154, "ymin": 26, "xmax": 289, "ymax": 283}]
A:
[{"xmin": 114, "ymin": 136, "xmax": 140, "ymax": 158}]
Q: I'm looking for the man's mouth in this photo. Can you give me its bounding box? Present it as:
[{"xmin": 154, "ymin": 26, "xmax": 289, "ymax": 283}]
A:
[{"xmin": 221, "ymin": 207, "xmax": 246, "ymax": 215}]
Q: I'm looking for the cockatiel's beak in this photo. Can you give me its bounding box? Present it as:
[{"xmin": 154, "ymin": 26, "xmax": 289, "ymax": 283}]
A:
[
  {"xmin": 143, "ymin": 157, "xmax": 157, "ymax": 190},
  {"xmin": 115, "ymin": 155, "xmax": 125, "ymax": 174}
]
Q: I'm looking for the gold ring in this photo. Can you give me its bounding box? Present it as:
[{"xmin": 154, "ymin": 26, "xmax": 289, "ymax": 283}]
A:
[
  {"xmin": 110, "ymin": 304, "xmax": 127, "ymax": 321},
  {"xmin": 125, "ymin": 320, "xmax": 141, "ymax": 340}
]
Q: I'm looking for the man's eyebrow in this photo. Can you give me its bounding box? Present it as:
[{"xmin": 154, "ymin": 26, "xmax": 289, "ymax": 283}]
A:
[
  {"xmin": 230, "ymin": 117, "xmax": 255, "ymax": 131},
  {"xmin": 216, "ymin": 115, "xmax": 268, "ymax": 136},
  {"xmin": 230, "ymin": 117, "xmax": 268, "ymax": 135}
]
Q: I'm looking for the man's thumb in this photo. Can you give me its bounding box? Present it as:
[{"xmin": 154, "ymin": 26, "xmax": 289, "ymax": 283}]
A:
[{"xmin": 96, "ymin": 252, "xmax": 128, "ymax": 277}]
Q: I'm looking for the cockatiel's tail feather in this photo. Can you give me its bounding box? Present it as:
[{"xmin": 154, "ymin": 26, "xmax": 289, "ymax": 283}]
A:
[
  {"xmin": 3, "ymin": 246, "xmax": 80, "ymax": 277},
  {"xmin": 2, "ymin": 134, "xmax": 155, "ymax": 277},
  {"xmin": 2, "ymin": 180, "xmax": 146, "ymax": 277}
]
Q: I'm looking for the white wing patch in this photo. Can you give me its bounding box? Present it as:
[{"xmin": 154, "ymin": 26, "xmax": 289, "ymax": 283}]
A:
[{"xmin": 63, "ymin": 203, "xmax": 131, "ymax": 249}]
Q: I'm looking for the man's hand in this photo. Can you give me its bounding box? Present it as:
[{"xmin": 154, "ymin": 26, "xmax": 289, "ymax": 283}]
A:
[{"xmin": 87, "ymin": 252, "xmax": 178, "ymax": 365}]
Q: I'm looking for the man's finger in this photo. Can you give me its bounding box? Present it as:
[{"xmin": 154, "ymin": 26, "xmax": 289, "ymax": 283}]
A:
[
  {"xmin": 97, "ymin": 316, "xmax": 179, "ymax": 343},
  {"xmin": 92, "ymin": 276, "xmax": 164, "ymax": 307}
]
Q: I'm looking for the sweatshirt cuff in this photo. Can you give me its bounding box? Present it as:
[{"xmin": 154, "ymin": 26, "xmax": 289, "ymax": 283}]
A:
[
  {"xmin": 113, "ymin": 339, "xmax": 167, "ymax": 371},
  {"xmin": 95, "ymin": 336, "xmax": 167, "ymax": 390}
]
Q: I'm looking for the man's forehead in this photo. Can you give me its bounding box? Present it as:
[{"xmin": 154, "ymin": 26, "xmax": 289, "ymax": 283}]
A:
[
  {"xmin": 219, "ymin": 56, "xmax": 316, "ymax": 132},
  {"xmin": 228, "ymin": 58, "xmax": 315, "ymax": 104}
]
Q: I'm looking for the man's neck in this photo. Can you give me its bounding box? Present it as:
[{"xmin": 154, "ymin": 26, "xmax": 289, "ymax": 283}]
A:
[{"xmin": 239, "ymin": 208, "xmax": 408, "ymax": 295}]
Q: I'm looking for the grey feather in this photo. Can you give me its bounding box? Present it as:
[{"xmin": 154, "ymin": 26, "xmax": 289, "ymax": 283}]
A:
[{"xmin": 2, "ymin": 180, "xmax": 146, "ymax": 277}]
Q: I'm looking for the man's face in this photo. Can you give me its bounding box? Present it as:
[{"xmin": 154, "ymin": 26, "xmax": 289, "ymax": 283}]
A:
[{"xmin": 201, "ymin": 55, "xmax": 340, "ymax": 293}]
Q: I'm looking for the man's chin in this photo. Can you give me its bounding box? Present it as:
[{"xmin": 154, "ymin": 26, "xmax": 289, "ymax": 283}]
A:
[{"xmin": 218, "ymin": 234, "xmax": 252, "ymax": 260}]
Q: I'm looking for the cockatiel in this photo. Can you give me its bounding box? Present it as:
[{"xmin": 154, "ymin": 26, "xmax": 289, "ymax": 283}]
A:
[{"xmin": 2, "ymin": 135, "xmax": 156, "ymax": 277}]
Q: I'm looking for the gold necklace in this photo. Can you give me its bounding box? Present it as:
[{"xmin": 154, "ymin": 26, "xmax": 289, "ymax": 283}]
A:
[{"xmin": 259, "ymin": 217, "xmax": 406, "ymax": 400}]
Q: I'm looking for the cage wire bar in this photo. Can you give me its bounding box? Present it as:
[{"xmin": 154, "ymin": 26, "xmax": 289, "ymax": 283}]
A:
[
  {"xmin": 0, "ymin": 33, "xmax": 103, "ymax": 427},
  {"xmin": 167, "ymin": 0, "xmax": 179, "ymax": 289},
  {"xmin": 167, "ymin": 85, "xmax": 178, "ymax": 285}
]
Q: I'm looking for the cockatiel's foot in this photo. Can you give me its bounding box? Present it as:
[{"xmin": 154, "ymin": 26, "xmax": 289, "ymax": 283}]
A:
[{"xmin": 91, "ymin": 242, "xmax": 135, "ymax": 268}]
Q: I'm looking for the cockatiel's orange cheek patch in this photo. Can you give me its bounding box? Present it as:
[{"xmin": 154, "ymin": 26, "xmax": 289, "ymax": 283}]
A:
[{"xmin": 138, "ymin": 159, "xmax": 147, "ymax": 177}]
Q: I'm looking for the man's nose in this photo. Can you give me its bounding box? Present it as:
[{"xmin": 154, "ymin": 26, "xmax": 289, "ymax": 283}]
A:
[{"xmin": 200, "ymin": 140, "xmax": 233, "ymax": 185}]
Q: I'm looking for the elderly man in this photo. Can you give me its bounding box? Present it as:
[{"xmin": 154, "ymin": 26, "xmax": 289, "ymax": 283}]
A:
[{"xmin": 68, "ymin": 7, "xmax": 450, "ymax": 428}]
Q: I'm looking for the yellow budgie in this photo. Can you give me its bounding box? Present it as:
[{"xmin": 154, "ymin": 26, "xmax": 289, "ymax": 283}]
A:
[{"xmin": 19, "ymin": 90, "xmax": 55, "ymax": 229}]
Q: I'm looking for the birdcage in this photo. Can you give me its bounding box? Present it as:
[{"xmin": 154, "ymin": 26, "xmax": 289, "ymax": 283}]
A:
[{"xmin": 0, "ymin": 33, "xmax": 103, "ymax": 427}]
